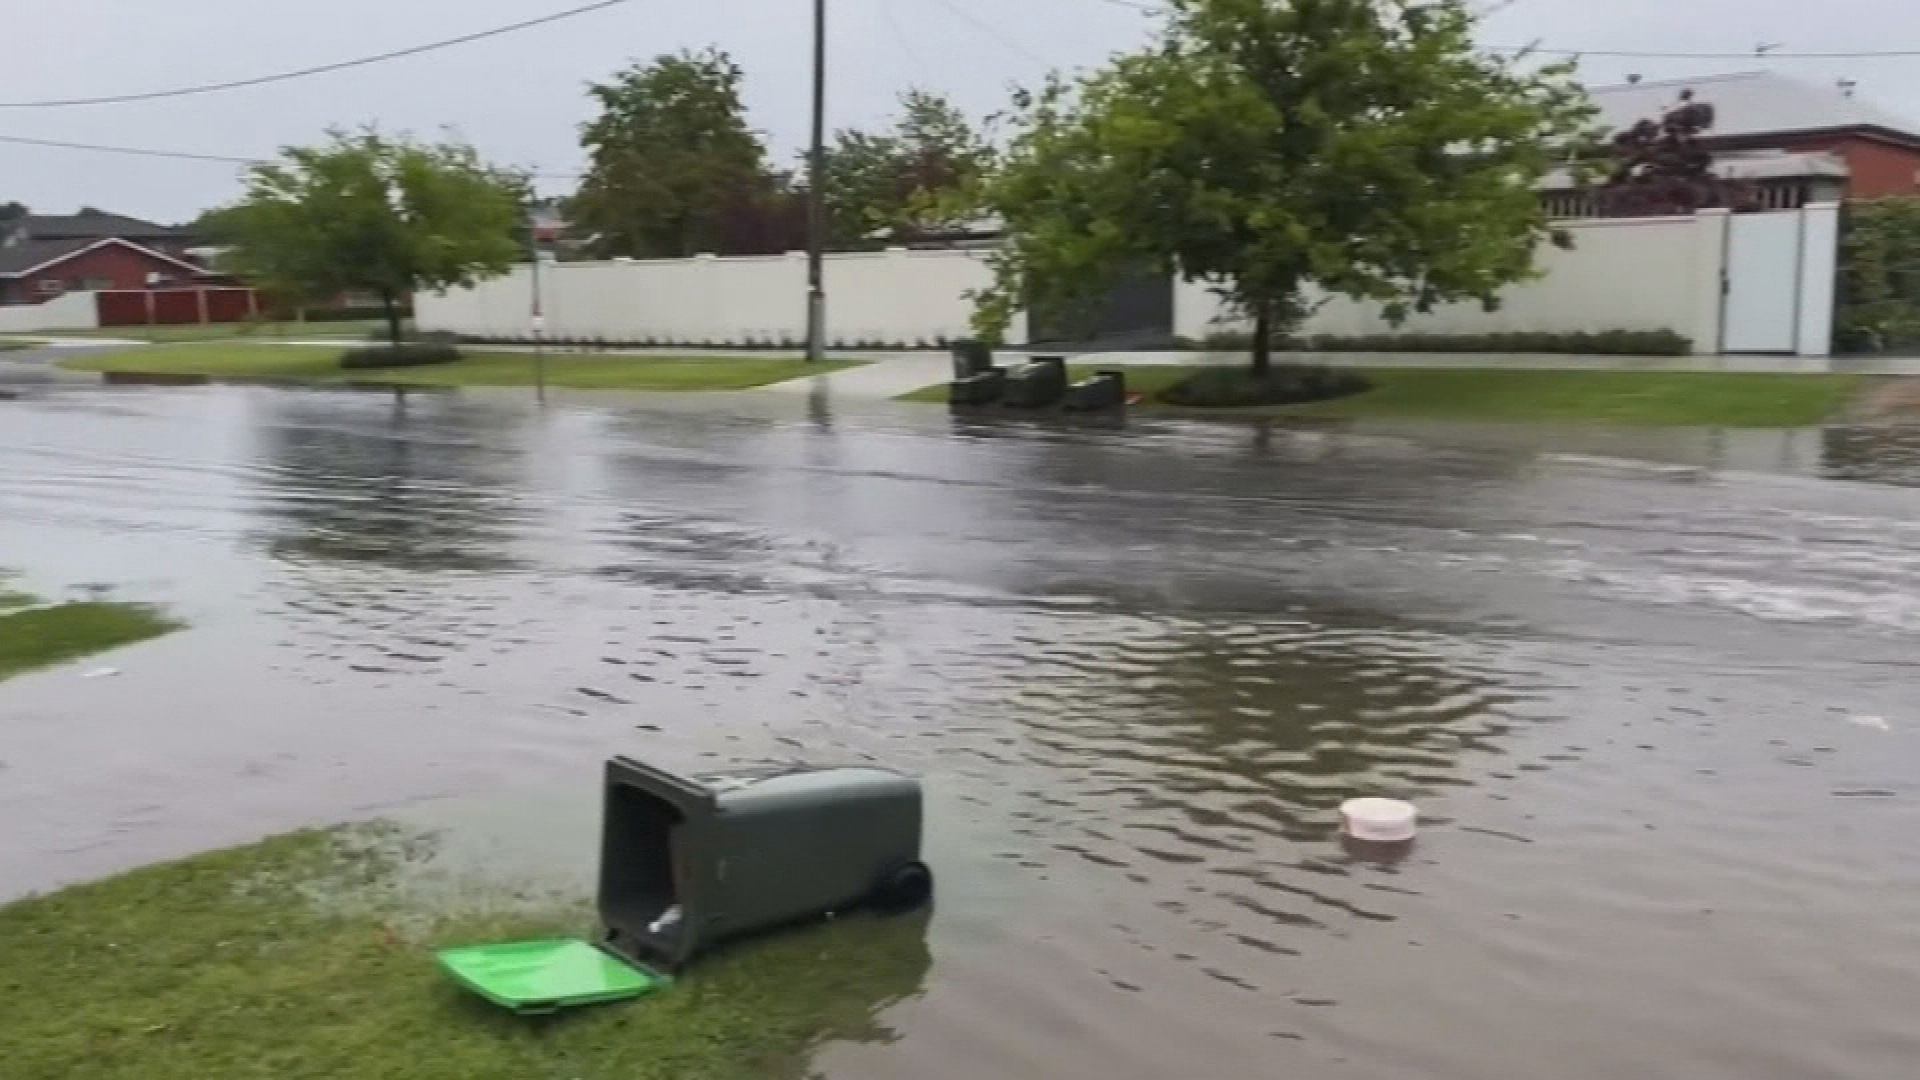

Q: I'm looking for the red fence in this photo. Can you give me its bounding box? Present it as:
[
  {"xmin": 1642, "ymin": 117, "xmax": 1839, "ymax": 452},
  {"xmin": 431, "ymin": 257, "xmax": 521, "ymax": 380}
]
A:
[{"xmin": 95, "ymin": 288, "xmax": 259, "ymax": 328}]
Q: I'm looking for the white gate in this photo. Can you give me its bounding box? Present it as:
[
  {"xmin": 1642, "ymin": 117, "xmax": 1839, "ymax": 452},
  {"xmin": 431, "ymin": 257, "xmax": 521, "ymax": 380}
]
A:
[{"xmin": 1722, "ymin": 212, "xmax": 1803, "ymax": 353}]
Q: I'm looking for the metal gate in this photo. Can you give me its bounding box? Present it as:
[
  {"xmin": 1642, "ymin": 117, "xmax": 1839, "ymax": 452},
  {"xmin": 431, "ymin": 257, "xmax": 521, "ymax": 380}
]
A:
[
  {"xmin": 1028, "ymin": 267, "xmax": 1174, "ymax": 346},
  {"xmin": 1722, "ymin": 212, "xmax": 1802, "ymax": 354}
]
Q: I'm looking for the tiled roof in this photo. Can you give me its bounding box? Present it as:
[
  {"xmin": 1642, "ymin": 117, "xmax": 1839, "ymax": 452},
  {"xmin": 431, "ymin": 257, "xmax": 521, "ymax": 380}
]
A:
[
  {"xmin": 17, "ymin": 211, "xmax": 184, "ymax": 241},
  {"xmin": 1588, "ymin": 71, "xmax": 1920, "ymax": 141},
  {"xmin": 0, "ymin": 237, "xmax": 95, "ymax": 277}
]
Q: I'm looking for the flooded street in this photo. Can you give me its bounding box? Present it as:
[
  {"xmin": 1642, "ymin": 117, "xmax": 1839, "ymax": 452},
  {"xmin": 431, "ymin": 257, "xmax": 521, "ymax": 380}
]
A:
[{"xmin": 6, "ymin": 379, "xmax": 1920, "ymax": 1079}]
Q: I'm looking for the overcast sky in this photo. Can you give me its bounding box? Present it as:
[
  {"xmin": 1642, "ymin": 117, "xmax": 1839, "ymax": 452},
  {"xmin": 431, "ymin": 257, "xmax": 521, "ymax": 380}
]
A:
[{"xmin": 5, "ymin": 0, "xmax": 1920, "ymax": 223}]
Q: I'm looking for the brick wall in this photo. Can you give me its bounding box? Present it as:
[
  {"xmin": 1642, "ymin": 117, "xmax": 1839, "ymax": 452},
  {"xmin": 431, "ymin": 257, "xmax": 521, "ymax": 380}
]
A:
[{"xmin": 1758, "ymin": 133, "xmax": 1920, "ymax": 198}]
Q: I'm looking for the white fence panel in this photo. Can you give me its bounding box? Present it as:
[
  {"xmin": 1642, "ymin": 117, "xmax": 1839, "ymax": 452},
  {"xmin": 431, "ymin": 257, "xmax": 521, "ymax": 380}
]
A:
[
  {"xmin": 419, "ymin": 248, "xmax": 1007, "ymax": 347},
  {"xmin": 0, "ymin": 291, "xmax": 102, "ymax": 334},
  {"xmin": 1175, "ymin": 213, "xmax": 1733, "ymax": 354}
]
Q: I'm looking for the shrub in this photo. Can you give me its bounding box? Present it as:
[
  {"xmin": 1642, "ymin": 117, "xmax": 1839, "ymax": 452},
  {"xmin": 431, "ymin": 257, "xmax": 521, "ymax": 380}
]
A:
[
  {"xmin": 339, "ymin": 343, "xmax": 462, "ymax": 370},
  {"xmin": 1158, "ymin": 364, "xmax": 1372, "ymax": 408},
  {"xmin": 1202, "ymin": 329, "xmax": 1691, "ymax": 355},
  {"xmin": 1836, "ymin": 198, "xmax": 1920, "ymax": 353}
]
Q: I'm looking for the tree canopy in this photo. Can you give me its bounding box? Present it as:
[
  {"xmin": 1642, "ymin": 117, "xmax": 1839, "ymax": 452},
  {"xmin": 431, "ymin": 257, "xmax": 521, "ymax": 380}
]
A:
[
  {"xmin": 572, "ymin": 48, "xmax": 781, "ymax": 258},
  {"xmin": 1598, "ymin": 91, "xmax": 1755, "ymax": 217},
  {"xmin": 212, "ymin": 131, "xmax": 527, "ymax": 344},
  {"xmin": 974, "ymin": 0, "xmax": 1600, "ymax": 370},
  {"xmin": 819, "ymin": 90, "xmax": 995, "ymax": 249}
]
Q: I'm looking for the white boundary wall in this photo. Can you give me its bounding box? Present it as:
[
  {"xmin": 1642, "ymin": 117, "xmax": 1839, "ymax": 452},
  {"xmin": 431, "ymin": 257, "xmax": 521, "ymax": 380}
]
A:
[
  {"xmin": 1175, "ymin": 206, "xmax": 1842, "ymax": 357},
  {"xmin": 418, "ymin": 247, "xmax": 1023, "ymax": 346},
  {"xmin": 0, "ymin": 291, "xmax": 102, "ymax": 334},
  {"xmin": 421, "ymin": 207, "xmax": 1841, "ymax": 357}
]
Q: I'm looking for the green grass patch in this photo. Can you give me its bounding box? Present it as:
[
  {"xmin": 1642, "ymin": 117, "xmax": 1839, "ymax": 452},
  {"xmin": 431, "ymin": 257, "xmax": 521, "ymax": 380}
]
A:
[
  {"xmin": 904, "ymin": 364, "xmax": 1868, "ymax": 427},
  {"xmin": 0, "ymin": 828, "xmax": 929, "ymax": 1080},
  {"xmin": 62, "ymin": 343, "xmax": 854, "ymax": 391},
  {"xmin": 0, "ymin": 601, "xmax": 181, "ymax": 682},
  {"xmin": 59, "ymin": 320, "xmax": 390, "ymax": 344}
]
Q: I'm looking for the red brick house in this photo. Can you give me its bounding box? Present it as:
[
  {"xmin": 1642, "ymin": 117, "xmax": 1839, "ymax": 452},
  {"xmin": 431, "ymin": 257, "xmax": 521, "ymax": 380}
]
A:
[
  {"xmin": 1544, "ymin": 71, "xmax": 1920, "ymax": 217},
  {"xmin": 0, "ymin": 237, "xmax": 215, "ymax": 306}
]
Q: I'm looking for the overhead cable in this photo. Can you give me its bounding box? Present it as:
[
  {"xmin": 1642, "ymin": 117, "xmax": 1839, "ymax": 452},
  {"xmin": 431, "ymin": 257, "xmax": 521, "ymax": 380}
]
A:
[{"xmin": 0, "ymin": 0, "xmax": 633, "ymax": 109}]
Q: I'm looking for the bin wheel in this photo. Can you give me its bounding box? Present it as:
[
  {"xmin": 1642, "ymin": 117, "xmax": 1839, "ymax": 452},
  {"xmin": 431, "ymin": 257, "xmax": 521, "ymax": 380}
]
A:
[{"xmin": 871, "ymin": 861, "xmax": 933, "ymax": 913}]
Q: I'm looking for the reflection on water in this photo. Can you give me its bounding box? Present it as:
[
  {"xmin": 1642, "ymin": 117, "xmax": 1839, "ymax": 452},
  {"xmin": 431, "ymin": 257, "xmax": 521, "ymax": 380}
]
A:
[
  {"xmin": 253, "ymin": 393, "xmax": 533, "ymax": 572},
  {"xmin": 5, "ymin": 383, "xmax": 1920, "ymax": 1080},
  {"xmin": 1823, "ymin": 424, "xmax": 1920, "ymax": 487}
]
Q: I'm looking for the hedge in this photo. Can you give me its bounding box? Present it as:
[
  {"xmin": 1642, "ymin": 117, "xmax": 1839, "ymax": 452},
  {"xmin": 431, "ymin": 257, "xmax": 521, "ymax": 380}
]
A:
[
  {"xmin": 1157, "ymin": 364, "xmax": 1372, "ymax": 407},
  {"xmin": 1201, "ymin": 329, "xmax": 1693, "ymax": 356},
  {"xmin": 339, "ymin": 343, "xmax": 462, "ymax": 369},
  {"xmin": 1835, "ymin": 198, "xmax": 1920, "ymax": 354}
]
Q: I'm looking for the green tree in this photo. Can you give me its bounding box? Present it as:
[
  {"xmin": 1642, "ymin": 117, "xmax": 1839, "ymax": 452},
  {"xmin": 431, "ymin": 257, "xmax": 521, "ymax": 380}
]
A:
[
  {"xmin": 573, "ymin": 48, "xmax": 774, "ymax": 258},
  {"xmin": 820, "ymin": 90, "xmax": 995, "ymax": 249},
  {"xmin": 213, "ymin": 131, "xmax": 527, "ymax": 346},
  {"xmin": 0, "ymin": 201, "xmax": 26, "ymax": 226},
  {"xmin": 975, "ymin": 0, "xmax": 1599, "ymax": 372}
]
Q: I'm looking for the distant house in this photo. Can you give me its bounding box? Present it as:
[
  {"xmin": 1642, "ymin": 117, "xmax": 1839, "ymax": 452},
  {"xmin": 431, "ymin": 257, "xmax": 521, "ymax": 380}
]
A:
[
  {"xmin": 1544, "ymin": 71, "xmax": 1920, "ymax": 217},
  {"xmin": 6, "ymin": 209, "xmax": 196, "ymax": 257},
  {"xmin": 0, "ymin": 238, "xmax": 221, "ymax": 306},
  {"xmin": 0, "ymin": 209, "xmax": 221, "ymax": 306}
]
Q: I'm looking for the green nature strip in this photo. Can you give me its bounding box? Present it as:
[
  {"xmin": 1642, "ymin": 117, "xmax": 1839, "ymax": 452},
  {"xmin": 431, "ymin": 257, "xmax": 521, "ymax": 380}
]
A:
[
  {"xmin": 61, "ymin": 344, "xmax": 855, "ymax": 391},
  {"xmin": 905, "ymin": 365, "xmax": 1868, "ymax": 428},
  {"xmin": 0, "ymin": 828, "xmax": 930, "ymax": 1080},
  {"xmin": 0, "ymin": 602, "xmax": 181, "ymax": 682},
  {"xmin": 55, "ymin": 320, "xmax": 391, "ymax": 344}
]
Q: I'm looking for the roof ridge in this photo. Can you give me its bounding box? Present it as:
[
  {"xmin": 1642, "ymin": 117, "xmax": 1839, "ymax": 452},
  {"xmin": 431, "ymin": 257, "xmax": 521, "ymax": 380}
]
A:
[
  {"xmin": 0, "ymin": 235, "xmax": 206, "ymax": 278},
  {"xmin": 1590, "ymin": 70, "xmax": 1772, "ymax": 94}
]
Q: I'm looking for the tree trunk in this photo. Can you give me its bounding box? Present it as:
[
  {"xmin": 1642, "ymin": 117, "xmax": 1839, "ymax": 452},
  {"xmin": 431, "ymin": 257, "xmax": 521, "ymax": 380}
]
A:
[
  {"xmin": 1251, "ymin": 300, "xmax": 1272, "ymax": 377},
  {"xmin": 381, "ymin": 288, "xmax": 402, "ymax": 348}
]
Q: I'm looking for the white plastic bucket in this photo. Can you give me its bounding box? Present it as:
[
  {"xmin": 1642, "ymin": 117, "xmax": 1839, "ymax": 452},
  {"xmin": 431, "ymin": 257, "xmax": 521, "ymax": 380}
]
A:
[{"xmin": 1340, "ymin": 797, "xmax": 1417, "ymax": 843}]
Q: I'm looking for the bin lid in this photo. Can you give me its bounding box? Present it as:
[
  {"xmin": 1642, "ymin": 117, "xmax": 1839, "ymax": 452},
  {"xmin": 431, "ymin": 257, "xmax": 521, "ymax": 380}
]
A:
[{"xmin": 436, "ymin": 939, "xmax": 665, "ymax": 1014}]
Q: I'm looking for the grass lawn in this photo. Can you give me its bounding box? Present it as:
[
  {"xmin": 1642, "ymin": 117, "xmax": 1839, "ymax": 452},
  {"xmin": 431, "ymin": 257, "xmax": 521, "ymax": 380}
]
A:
[
  {"xmin": 0, "ymin": 827, "xmax": 929, "ymax": 1080},
  {"xmin": 903, "ymin": 364, "xmax": 1868, "ymax": 427},
  {"xmin": 61, "ymin": 343, "xmax": 855, "ymax": 391},
  {"xmin": 0, "ymin": 599, "xmax": 181, "ymax": 682},
  {"xmin": 59, "ymin": 319, "xmax": 391, "ymax": 344}
]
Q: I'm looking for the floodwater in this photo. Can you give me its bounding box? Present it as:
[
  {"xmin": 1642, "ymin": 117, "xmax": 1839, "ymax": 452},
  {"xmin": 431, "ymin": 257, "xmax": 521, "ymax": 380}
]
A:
[{"xmin": 6, "ymin": 376, "xmax": 1920, "ymax": 1080}]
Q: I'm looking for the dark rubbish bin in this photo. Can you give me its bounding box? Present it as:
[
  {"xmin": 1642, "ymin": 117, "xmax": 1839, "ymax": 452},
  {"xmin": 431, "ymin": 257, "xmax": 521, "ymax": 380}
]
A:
[{"xmin": 598, "ymin": 756, "xmax": 931, "ymax": 973}]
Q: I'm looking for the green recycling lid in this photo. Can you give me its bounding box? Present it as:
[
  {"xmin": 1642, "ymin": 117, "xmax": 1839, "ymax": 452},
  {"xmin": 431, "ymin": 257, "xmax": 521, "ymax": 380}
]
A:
[{"xmin": 436, "ymin": 939, "xmax": 665, "ymax": 1014}]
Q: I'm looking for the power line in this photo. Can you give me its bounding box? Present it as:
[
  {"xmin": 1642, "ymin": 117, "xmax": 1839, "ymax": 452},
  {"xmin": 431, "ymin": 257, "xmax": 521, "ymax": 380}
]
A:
[
  {"xmin": 1487, "ymin": 42, "xmax": 1920, "ymax": 60},
  {"xmin": 0, "ymin": 0, "xmax": 634, "ymax": 109},
  {"xmin": 0, "ymin": 132, "xmax": 264, "ymax": 165},
  {"xmin": 1058, "ymin": 0, "xmax": 1920, "ymax": 58},
  {"xmin": 0, "ymin": 133, "xmax": 589, "ymax": 186},
  {"xmin": 920, "ymin": 0, "xmax": 1054, "ymax": 68},
  {"xmin": 882, "ymin": 0, "xmax": 936, "ymax": 84}
]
